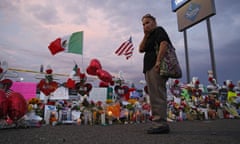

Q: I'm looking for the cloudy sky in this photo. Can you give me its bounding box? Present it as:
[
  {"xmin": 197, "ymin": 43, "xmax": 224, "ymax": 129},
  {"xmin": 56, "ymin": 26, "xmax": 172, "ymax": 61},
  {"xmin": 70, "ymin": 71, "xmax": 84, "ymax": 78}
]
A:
[{"xmin": 1, "ymin": 0, "xmax": 240, "ymax": 88}]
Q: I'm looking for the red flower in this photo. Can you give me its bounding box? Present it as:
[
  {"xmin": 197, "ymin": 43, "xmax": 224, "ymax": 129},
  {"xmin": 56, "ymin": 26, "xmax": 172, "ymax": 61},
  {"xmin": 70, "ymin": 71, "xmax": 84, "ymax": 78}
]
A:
[
  {"xmin": 228, "ymin": 83, "xmax": 235, "ymax": 88},
  {"xmin": 79, "ymin": 73, "xmax": 86, "ymax": 79},
  {"xmin": 46, "ymin": 69, "xmax": 53, "ymax": 74},
  {"xmin": 208, "ymin": 77, "xmax": 213, "ymax": 82},
  {"xmin": 193, "ymin": 89, "xmax": 197, "ymax": 93},
  {"xmin": 195, "ymin": 80, "xmax": 200, "ymax": 85},
  {"xmin": 96, "ymin": 101, "xmax": 102, "ymax": 107},
  {"xmin": 174, "ymin": 79, "xmax": 179, "ymax": 85}
]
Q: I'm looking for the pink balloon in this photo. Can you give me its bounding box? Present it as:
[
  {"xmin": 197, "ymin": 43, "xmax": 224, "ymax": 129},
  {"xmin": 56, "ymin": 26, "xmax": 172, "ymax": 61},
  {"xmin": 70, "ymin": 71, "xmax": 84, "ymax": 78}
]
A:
[
  {"xmin": 0, "ymin": 89, "xmax": 8, "ymax": 119},
  {"xmin": 96, "ymin": 69, "xmax": 112, "ymax": 83},
  {"xmin": 7, "ymin": 92, "xmax": 27, "ymax": 121},
  {"xmin": 86, "ymin": 59, "xmax": 102, "ymax": 76}
]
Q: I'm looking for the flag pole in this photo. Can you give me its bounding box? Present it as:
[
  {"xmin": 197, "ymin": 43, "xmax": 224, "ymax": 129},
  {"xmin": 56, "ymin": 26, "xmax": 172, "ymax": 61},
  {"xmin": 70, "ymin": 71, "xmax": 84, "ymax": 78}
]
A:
[{"xmin": 81, "ymin": 31, "xmax": 85, "ymax": 73}]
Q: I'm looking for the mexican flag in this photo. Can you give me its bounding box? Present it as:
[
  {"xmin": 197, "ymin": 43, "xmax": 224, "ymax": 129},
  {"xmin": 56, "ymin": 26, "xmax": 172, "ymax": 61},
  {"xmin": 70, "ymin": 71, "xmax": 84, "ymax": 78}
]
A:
[{"xmin": 48, "ymin": 31, "xmax": 83, "ymax": 55}]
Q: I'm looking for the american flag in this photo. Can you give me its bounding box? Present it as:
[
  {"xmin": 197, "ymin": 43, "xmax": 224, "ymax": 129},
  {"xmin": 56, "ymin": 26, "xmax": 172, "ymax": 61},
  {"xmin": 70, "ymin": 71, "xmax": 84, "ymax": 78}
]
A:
[{"xmin": 115, "ymin": 36, "xmax": 134, "ymax": 60}]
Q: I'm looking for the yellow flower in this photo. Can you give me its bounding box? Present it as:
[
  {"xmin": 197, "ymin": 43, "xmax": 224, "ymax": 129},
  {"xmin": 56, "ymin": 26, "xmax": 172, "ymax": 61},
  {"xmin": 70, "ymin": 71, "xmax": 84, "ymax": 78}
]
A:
[
  {"xmin": 28, "ymin": 104, "xmax": 33, "ymax": 112},
  {"xmin": 128, "ymin": 99, "xmax": 137, "ymax": 105}
]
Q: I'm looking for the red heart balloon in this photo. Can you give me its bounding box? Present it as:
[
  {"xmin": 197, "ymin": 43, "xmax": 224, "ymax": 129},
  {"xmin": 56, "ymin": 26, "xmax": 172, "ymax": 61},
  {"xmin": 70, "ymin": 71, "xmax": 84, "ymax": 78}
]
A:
[
  {"xmin": 7, "ymin": 92, "xmax": 27, "ymax": 121},
  {"xmin": 86, "ymin": 59, "xmax": 102, "ymax": 76},
  {"xmin": 0, "ymin": 89, "xmax": 8, "ymax": 119},
  {"xmin": 96, "ymin": 69, "xmax": 112, "ymax": 83},
  {"xmin": 99, "ymin": 81, "xmax": 109, "ymax": 87}
]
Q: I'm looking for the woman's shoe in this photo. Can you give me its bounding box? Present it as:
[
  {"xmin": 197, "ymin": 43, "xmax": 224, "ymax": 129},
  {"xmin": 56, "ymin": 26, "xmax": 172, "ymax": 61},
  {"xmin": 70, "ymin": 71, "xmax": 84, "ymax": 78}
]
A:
[{"xmin": 146, "ymin": 125, "xmax": 170, "ymax": 134}]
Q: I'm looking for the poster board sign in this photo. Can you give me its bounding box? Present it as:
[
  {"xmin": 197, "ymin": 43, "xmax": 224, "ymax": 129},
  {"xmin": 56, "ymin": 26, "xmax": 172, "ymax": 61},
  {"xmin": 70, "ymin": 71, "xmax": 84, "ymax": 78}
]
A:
[
  {"xmin": 89, "ymin": 87, "xmax": 108, "ymax": 103},
  {"xmin": 177, "ymin": 0, "xmax": 216, "ymax": 32},
  {"xmin": 40, "ymin": 86, "xmax": 69, "ymax": 100},
  {"xmin": 11, "ymin": 82, "xmax": 37, "ymax": 101}
]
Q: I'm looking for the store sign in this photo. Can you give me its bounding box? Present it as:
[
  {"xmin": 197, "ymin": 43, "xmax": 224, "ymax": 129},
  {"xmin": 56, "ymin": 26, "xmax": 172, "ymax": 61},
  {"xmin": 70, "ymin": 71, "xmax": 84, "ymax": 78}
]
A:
[
  {"xmin": 172, "ymin": 0, "xmax": 190, "ymax": 12},
  {"xmin": 177, "ymin": 0, "xmax": 216, "ymax": 32},
  {"xmin": 185, "ymin": 3, "xmax": 201, "ymax": 21}
]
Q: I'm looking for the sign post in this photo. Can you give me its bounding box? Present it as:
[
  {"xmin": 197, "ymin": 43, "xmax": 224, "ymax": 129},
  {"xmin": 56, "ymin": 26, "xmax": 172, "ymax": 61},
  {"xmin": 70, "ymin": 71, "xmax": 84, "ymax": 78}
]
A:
[{"xmin": 172, "ymin": 0, "xmax": 217, "ymax": 82}]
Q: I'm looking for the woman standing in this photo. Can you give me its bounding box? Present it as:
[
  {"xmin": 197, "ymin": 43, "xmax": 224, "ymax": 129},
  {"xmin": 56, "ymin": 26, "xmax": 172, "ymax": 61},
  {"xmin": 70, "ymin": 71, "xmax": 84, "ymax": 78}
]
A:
[{"xmin": 139, "ymin": 14, "xmax": 173, "ymax": 134}]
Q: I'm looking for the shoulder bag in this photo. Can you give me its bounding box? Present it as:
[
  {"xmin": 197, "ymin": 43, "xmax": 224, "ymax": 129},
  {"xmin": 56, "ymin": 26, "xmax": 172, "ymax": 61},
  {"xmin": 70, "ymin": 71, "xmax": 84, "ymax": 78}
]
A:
[{"xmin": 157, "ymin": 43, "xmax": 182, "ymax": 79}]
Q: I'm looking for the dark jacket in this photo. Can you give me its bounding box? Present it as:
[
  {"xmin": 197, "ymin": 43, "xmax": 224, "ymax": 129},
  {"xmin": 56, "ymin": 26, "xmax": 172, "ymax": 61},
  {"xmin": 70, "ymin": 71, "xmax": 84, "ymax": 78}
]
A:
[{"xmin": 143, "ymin": 26, "xmax": 172, "ymax": 73}]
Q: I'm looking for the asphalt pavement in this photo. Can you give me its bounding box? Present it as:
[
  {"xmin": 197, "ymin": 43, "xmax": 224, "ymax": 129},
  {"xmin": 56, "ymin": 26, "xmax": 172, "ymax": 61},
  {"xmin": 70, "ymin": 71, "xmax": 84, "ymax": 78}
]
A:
[{"xmin": 0, "ymin": 119, "xmax": 239, "ymax": 144}]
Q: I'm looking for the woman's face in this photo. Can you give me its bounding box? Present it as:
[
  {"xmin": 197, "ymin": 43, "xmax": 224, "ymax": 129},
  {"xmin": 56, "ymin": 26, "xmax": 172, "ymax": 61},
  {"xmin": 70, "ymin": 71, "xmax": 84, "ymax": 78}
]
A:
[{"xmin": 142, "ymin": 17, "xmax": 156, "ymax": 34}]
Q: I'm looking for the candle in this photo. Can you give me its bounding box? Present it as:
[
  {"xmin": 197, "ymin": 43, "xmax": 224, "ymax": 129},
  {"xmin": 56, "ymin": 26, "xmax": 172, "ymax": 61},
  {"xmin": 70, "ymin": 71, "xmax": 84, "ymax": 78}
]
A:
[
  {"xmin": 108, "ymin": 111, "xmax": 113, "ymax": 125},
  {"xmin": 101, "ymin": 112, "xmax": 106, "ymax": 125},
  {"xmin": 124, "ymin": 109, "xmax": 129, "ymax": 124},
  {"xmin": 135, "ymin": 110, "xmax": 140, "ymax": 123},
  {"xmin": 93, "ymin": 111, "xmax": 97, "ymax": 124},
  {"xmin": 84, "ymin": 110, "xmax": 89, "ymax": 125},
  {"xmin": 77, "ymin": 118, "xmax": 81, "ymax": 125}
]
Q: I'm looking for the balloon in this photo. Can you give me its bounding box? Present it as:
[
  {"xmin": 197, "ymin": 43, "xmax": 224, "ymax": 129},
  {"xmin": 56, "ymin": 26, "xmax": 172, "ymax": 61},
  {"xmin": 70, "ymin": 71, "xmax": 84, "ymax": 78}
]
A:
[
  {"xmin": 0, "ymin": 89, "xmax": 8, "ymax": 119},
  {"xmin": 7, "ymin": 92, "xmax": 27, "ymax": 121},
  {"xmin": 86, "ymin": 59, "xmax": 102, "ymax": 76},
  {"xmin": 99, "ymin": 81, "xmax": 109, "ymax": 87},
  {"xmin": 110, "ymin": 80, "xmax": 115, "ymax": 86},
  {"xmin": 86, "ymin": 67, "xmax": 95, "ymax": 76},
  {"xmin": 96, "ymin": 69, "xmax": 112, "ymax": 83}
]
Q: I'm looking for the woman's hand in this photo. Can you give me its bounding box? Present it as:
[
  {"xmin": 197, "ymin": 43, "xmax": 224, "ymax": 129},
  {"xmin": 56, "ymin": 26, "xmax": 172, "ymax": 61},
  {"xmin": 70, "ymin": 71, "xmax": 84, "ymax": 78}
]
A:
[{"xmin": 139, "ymin": 34, "xmax": 149, "ymax": 53}]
